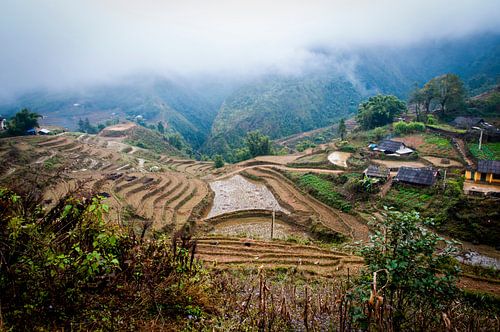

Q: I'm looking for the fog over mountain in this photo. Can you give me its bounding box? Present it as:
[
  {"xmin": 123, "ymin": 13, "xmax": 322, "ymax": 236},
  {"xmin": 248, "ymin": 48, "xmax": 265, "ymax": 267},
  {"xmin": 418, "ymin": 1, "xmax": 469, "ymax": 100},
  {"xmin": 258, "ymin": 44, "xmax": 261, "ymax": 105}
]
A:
[{"xmin": 1, "ymin": 0, "xmax": 500, "ymax": 99}]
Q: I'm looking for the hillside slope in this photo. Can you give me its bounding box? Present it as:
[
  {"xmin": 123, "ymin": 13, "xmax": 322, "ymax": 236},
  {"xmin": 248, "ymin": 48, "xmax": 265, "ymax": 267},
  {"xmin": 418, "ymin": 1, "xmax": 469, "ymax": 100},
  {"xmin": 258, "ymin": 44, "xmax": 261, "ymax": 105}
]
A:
[{"xmin": 204, "ymin": 75, "xmax": 361, "ymax": 158}]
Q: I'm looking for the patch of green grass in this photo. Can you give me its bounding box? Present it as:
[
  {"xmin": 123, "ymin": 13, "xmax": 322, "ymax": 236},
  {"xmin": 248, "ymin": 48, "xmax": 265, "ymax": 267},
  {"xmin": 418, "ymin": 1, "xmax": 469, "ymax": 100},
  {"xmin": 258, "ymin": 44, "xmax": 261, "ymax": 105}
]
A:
[
  {"xmin": 419, "ymin": 134, "xmax": 457, "ymax": 158},
  {"xmin": 297, "ymin": 173, "xmax": 351, "ymax": 212},
  {"xmin": 468, "ymin": 142, "xmax": 500, "ymax": 161},
  {"xmin": 383, "ymin": 186, "xmax": 433, "ymax": 211},
  {"xmin": 426, "ymin": 123, "xmax": 466, "ymax": 134},
  {"xmin": 44, "ymin": 155, "xmax": 62, "ymax": 169},
  {"xmin": 424, "ymin": 135, "xmax": 452, "ymax": 148}
]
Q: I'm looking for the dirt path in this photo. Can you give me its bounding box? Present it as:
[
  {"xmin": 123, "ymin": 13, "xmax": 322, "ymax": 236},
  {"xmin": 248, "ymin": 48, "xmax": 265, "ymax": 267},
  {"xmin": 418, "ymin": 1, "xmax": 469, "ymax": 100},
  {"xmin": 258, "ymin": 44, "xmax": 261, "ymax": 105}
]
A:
[{"xmin": 452, "ymin": 138, "xmax": 475, "ymax": 167}]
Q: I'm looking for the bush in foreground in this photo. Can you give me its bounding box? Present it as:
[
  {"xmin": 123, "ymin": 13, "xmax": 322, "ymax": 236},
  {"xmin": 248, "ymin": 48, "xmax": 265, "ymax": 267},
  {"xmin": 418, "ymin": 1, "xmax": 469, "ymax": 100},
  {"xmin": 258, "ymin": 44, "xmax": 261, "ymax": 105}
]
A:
[{"xmin": 0, "ymin": 188, "xmax": 212, "ymax": 330}]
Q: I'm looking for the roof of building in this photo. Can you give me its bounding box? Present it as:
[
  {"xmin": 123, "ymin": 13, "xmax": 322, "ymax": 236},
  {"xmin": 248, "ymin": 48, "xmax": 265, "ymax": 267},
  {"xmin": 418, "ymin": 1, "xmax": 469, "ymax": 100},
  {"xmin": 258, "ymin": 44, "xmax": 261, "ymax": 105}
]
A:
[
  {"xmin": 451, "ymin": 117, "xmax": 484, "ymax": 128},
  {"xmin": 394, "ymin": 166, "xmax": 438, "ymax": 186},
  {"xmin": 39, "ymin": 128, "xmax": 51, "ymax": 134},
  {"xmin": 477, "ymin": 160, "xmax": 500, "ymax": 175},
  {"xmin": 377, "ymin": 140, "xmax": 405, "ymax": 153},
  {"xmin": 364, "ymin": 165, "xmax": 389, "ymax": 178}
]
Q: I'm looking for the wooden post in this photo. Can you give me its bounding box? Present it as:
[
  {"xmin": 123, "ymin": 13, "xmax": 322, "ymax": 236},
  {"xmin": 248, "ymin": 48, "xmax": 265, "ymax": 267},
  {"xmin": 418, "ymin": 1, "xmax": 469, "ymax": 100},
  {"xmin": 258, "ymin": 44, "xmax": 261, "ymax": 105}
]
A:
[
  {"xmin": 443, "ymin": 169, "xmax": 447, "ymax": 190},
  {"xmin": 271, "ymin": 209, "xmax": 275, "ymax": 239}
]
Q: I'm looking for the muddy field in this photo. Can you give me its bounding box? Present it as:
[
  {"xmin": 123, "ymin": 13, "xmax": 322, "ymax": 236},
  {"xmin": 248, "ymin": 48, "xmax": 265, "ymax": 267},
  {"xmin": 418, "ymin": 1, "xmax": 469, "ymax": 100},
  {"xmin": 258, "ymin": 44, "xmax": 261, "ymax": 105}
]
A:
[
  {"xmin": 327, "ymin": 151, "xmax": 351, "ymax": 168},
  {"xmin": 208, "ymin": 175, "xmax": 288, "ymax": 218},
  {"xmin": 211, "ymin": 216, "xmax": 310, "ymax": 240}
]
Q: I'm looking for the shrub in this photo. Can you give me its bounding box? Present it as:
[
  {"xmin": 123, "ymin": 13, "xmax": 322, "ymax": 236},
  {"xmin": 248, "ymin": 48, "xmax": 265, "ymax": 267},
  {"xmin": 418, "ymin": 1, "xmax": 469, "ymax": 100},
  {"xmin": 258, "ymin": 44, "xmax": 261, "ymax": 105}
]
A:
[
  {"xmin": 213, "ymin": 154, "xmax": 225, "ymax": 168},
  {"xmin": 394, "ymin": 121, "xmax": 425, "ymax": 135},
  {"xmin": 0, "ymin": 187, "xmax": 211, "ymax": 330},
  {"xmin": 355, "ymin": 209, "xmax": 460, "ymax": 331}
]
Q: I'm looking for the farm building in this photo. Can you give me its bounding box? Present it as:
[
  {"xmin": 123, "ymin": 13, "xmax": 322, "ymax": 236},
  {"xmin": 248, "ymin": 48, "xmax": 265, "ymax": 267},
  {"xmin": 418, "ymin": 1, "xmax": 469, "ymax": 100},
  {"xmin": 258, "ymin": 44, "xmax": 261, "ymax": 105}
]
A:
[
  {"xmin": 465, "ymin": 160, "xmax": 500, "ymax": 184},
  {"xmin": 373, "ymin": 140, "xmax": 413, "ymax": 155},
  {"xmin": 363, "ymin": 165, "xmax": 389, "ymax": 180},
  {"xmin": 39, "ymin": 128, "xmax": 52, "ymax": 135},
  {"xmin": 451, "ymin": 117, "xmax": 484, "ymax": 129},
  {"xmin": 394, "ymin": 167, "xmax": 438, "ymax": 186}
]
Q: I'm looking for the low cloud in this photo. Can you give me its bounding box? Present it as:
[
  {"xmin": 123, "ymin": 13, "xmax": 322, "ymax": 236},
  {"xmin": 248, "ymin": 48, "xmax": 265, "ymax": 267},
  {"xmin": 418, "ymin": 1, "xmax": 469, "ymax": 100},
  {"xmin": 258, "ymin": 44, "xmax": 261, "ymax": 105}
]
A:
[{"xmin": 1, "ymin": 0, "xmax": 499, "ymax": 98}]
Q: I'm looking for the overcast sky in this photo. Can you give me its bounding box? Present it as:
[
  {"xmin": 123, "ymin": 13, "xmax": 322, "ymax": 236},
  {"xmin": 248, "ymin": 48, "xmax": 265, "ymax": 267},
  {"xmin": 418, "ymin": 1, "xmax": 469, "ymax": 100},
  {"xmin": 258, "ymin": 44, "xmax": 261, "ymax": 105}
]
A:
[{"xmin": 1, "ymin": 0, "xmax": 499, "ymax": 98}]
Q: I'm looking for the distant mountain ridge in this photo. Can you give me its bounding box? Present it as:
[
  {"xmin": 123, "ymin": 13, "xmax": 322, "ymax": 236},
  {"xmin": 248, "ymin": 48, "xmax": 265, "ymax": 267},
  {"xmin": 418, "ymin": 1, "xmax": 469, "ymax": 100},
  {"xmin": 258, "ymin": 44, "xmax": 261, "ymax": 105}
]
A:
[{"xmin": 1, "ymin": 33, "xmax": 499, "ymax": 157}]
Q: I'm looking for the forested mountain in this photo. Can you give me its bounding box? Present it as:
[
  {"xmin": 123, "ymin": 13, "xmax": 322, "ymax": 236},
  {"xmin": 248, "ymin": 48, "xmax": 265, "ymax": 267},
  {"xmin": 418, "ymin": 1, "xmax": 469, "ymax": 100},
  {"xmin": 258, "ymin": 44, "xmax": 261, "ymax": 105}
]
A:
[
  {"xmin": 0, "ymin": 78, "xmax": 225, "ymax": 149},
  {"xmin": 1, "ymin": 33, "xmax": 499, "ymax": 156},
  {"xmin": 203, "ymin": 33, "xmax": 500, "ymax": 156},
  {"xmin": 203, "ymin": 75, "xmax": 362, "ymax": 157}
]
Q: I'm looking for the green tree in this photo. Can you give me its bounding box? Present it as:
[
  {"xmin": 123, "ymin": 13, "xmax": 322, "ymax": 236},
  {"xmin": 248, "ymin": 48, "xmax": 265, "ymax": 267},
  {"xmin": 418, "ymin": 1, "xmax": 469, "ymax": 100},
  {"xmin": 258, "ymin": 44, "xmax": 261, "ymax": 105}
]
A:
[
  {"xmin": 410, "ymin": 74, "xmax": 466, "ymax": 119},
  {"xmin": 166, "ymin": 133, "xmax": 183, "ymax": 150},
  {"xmin": 370, "ymin": 127, "xmax": 386, "ymax": 141},
  {"xmin": 432, "ymin": 74, "xmax": 466, "ymax": 112},
  {"xmin": 357, "ymin": 209, "xmax": 460, "ymax": 330},
  {"xmin": 7, "ymin": 108, "xmax": 41, "ymax": 136},
  {"xmin": 245, "ymin": 131, "xmax": 271, "ymax": 158},
  {"xmin": 338, "ymin": 118, "xmax": 347, "ymax": 140},
  {"xmin": 357, "ymin": 95, "xmax": 406, "ymax": 130},
  {"xmin": 78, "ymin": 117, "xmax": 98, "ymax": 134},
  {"xmin": 78, "ymin": 118, "xmax": 85, "ymax": 132},
  {"xmin": 157, "ymin": 121, "xmax": 165, "ymax": 134},
  {"xmin": 213, "ymin": 154, "xmax": 224, "ymax": 168}
]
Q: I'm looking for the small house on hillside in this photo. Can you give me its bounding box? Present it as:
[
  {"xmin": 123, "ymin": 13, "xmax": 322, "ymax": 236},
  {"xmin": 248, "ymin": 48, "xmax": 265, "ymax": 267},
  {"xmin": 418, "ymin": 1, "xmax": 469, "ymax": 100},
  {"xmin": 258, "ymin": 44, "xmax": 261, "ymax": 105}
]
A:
[
  {"xmin": 451, "ymin": 117, "xmax": 484, "ymax": 129},
  {"xmin": 394, "ymin": 167, "xmax": 438, "ymax": 186},
  {"xmin": 364, "ymin": 165, "xmax": 389, "ymax": 180},
  {"xmin": 26, "ymin": 128, "xmax": 37, "ymax": 135},
  {"xmin": 39, "ymin": 128, "xmax": 51, "ymax": 135},
  {"xmin": 373, "ymin": 140, "xmax": 413, "ymax": 156},
  {"xmin": 0, "ymin": 116, "xmax": 6, "ymax": 131},
  {"xmin": 465, "ymin": 160, "xmax": 500, "ymax": 184}
]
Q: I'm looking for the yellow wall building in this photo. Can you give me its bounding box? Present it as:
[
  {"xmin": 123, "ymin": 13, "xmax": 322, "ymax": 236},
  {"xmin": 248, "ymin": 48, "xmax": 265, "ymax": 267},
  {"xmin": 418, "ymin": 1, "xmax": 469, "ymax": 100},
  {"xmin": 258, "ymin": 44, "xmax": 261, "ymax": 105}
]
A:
[{"xmin": 465, "ymin": 160, "xmax": 500, "ymax": 184}]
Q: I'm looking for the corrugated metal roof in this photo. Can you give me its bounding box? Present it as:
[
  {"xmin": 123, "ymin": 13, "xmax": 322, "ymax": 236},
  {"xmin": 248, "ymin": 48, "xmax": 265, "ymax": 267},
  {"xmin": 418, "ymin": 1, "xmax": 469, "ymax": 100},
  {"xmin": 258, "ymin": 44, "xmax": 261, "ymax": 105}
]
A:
[
  {"xmin": 477, "ymin": 160, "xmax": 500, "ymax": 175},
  {"xmin": 377, "ymin": 140, "xmax": 404, "ymax": 153},
  {"xmin": 394, "ymin": 167, "xmax": 438, "ymax": 186},
  {"xmin": 364, "ymin": 165, "xmax": 389, "ymax": 178}
]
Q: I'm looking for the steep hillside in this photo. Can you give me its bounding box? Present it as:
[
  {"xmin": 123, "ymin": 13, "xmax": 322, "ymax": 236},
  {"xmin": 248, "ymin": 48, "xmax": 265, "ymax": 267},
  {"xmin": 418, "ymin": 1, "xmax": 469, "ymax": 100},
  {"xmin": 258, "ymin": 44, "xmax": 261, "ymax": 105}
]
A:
[{"xmin": 204, "ymin": 75, "xmax": 361, "ymax": 157}]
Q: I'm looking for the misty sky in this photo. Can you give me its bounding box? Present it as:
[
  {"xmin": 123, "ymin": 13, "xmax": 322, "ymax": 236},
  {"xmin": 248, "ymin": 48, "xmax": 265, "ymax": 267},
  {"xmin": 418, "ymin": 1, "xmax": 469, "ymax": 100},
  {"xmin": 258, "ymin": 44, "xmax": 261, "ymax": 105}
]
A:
[{"xmin": 1, "ymin": 0, "xmax": 500, "ymax": 99}]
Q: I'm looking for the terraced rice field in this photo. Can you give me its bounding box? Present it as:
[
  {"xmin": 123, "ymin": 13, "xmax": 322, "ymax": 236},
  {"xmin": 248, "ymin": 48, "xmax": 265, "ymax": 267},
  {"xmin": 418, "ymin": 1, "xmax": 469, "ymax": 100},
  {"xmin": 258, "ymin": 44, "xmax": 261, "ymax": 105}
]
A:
[
  {"xmin": 195, "ymin": 236, "xmax": 364, "ymax": 277},
  {"xmin": 159, "ymin": 156, "xmax": 214, "ymax": 176},
  {"xmin": 1, "ymin": 135, "xmax": 211, "ymax": 233},
  {"xmin": 208, "ymin": 175, "xmax": 288, "ymax": 218},
  {"xmin": 210, "ymin": 216, "xmax": 310, "ymax": 240},
  {"xmin": 243, "ymin": 167, "xmax": 369, "ymax": 241},
  {"xmin": 2, "ymin": 133, "xmax": 370, "ymax": 279}
]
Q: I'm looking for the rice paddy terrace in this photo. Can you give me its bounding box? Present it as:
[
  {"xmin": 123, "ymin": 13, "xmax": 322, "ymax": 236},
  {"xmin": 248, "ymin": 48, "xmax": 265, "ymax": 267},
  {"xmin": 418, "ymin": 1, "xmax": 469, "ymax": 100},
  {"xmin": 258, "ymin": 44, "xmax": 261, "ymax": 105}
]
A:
[{"xmin": 0, "ymin": 132, "xmax": 370, "ymax": 277}]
